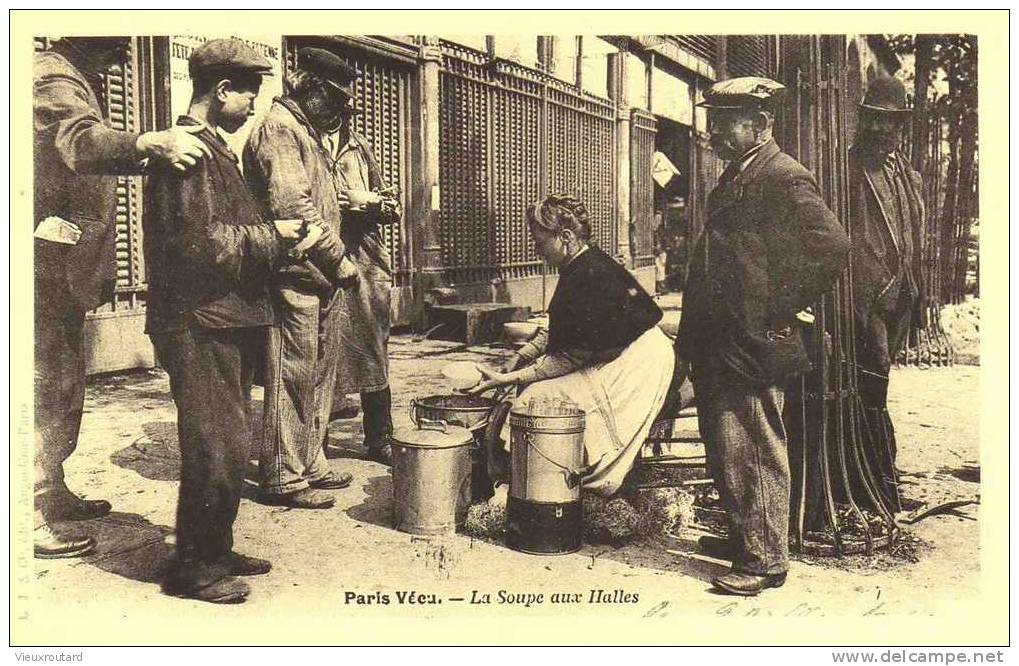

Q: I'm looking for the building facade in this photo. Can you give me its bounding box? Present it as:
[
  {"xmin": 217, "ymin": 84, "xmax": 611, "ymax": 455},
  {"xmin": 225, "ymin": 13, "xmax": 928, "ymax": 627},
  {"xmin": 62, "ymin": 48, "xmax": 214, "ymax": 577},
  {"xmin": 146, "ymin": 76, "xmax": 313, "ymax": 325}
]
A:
[{"xmin": 36, "ymin": 34, "xmax": 785, "ymax": 374}]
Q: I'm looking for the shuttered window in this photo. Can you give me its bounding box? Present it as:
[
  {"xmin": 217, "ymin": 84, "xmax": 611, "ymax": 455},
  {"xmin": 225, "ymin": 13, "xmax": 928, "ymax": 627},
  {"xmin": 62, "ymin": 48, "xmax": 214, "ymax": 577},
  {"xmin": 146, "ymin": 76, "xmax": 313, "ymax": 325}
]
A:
[
  {"xmin": 100, "ymin": 50, "xmax": 146, "ymax": 295},
  {"xmin": 630, "ymin": 110, "xmax": 657, "ymax": 267},
  {"xmin": 672, "ymin": 36, "xmax": 719, "ymax": 65},
  {"xmin": 727, "ymin": 36, "xmax": 776, "ymax": 77}
]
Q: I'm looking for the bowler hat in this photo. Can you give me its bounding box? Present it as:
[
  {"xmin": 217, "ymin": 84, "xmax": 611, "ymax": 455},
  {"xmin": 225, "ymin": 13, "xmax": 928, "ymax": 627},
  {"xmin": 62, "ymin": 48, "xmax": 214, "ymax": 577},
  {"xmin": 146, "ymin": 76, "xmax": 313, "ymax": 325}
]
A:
[
  {"xmin": 859, "ymin": 74, "xmax": 912, "ymax": 116},
  {"xmin": 697, "ymin": 76, "xmax": 786, "ymax": 110},
  {"xmin": 189, "ymin": 38, "xmax": 274, "ymax": 79},
  {"xmin": 297, "ymin": 47, "xmax": 358, "ymax": 98}
]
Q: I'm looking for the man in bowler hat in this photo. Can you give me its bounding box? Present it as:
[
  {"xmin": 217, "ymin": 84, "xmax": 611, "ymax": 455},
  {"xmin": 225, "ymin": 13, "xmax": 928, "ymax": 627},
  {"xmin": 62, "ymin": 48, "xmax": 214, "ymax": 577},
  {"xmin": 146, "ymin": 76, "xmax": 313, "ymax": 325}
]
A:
[
  {"xmin": 849, "ymin": 74, "xmax": 925, "ymax": 513},
  {"xmin": 675, "ymin": 76, "xmax": 850, "ymax": 595}
]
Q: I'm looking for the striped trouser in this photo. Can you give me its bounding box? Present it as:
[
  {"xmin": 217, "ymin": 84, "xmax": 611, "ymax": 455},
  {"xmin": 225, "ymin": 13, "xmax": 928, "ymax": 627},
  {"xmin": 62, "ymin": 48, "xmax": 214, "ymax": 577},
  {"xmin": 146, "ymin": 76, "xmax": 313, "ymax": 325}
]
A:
[
  {"xmin": 695, "ymin": 370, "xmax": 789, "ymax": 576},
  {"xmin": 259, "ymin": 286, "xmax": 342, "ymax": 495}
]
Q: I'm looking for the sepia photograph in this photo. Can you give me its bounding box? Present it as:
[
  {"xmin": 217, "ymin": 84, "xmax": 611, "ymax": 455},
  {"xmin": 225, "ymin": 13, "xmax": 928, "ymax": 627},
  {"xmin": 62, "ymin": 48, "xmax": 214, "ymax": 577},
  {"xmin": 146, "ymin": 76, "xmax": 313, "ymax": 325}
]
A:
[{"xmin": 8, "ymin": 8, "xmax": 1008, "ymax": 654}]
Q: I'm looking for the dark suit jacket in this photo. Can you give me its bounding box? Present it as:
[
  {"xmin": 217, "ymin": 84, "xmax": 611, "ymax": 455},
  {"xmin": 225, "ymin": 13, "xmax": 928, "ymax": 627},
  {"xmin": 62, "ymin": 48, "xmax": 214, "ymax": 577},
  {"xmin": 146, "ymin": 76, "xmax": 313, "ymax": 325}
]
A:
[
  {"xmin": 848, "ymin": 146, "xmax": 925, "ymax": 320},
  {"xmin": 33, "ymin": 50, "xmax": 141, "ymax": 310},
  {"xmin": 677, "ymin": 139, "xmax": 850, "ymax": 385},
  {"xmin": 143, "ymin": 117, "xmax": 347, "ymax": 335}
]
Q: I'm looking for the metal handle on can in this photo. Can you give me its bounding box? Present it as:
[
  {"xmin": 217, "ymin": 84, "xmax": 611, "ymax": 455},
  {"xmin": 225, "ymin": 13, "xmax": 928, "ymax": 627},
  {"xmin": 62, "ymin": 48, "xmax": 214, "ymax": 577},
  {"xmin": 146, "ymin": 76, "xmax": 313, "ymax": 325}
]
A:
[
  {"xmin": 520, "ymin": 430, "xmax": 582, "ymax": 477},
  {"xmin": 416, "ymin": 418, "xmax": 449, "ymax": 433}
]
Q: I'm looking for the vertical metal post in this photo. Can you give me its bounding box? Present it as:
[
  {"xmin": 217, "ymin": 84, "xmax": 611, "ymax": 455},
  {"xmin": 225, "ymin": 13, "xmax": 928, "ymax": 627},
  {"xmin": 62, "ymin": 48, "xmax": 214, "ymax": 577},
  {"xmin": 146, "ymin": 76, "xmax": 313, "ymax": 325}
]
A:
[
  {"xmin": 608, "ymin": 51, "xmax": 631, "ymax": 263},
  {"xmin": 410, "ymin": 37, "xmax": 444, "ymax": 328}
]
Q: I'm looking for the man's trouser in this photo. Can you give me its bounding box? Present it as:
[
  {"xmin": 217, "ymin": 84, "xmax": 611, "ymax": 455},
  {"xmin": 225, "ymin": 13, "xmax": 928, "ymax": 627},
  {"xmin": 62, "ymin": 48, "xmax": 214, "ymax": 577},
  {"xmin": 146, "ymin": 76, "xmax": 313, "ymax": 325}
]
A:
[
  {"xmin": 152, "ymin": 325, "xmax": 260, "ymax": 581},
  {"xmin": 856, "ymin": 287, "xmax": 914, "ymax": 513},
  {"xmin": 695, "ymin": 366, "xmax": 790, "ymax": 576},
  {"xmin": 34, "ymin": 285, "xmax": 88, "ymax": 525},
  {"xmin": 260, "ymin": 286, "xmax": 341, "ymax": 495},
  {"xmin": 331, "ymin": 268, "xmax": 392, "ymax": 450},
  {"xmin": 361, "ymin": 387, "xmax": 392, "ymax": 451}
]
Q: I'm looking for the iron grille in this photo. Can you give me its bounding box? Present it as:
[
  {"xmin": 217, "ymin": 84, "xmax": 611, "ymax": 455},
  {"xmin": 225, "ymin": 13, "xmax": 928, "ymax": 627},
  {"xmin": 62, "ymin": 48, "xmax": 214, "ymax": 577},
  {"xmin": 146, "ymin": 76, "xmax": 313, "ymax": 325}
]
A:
[
  {"xmin": 438, "ymin": 42, "xmax": 616, "ymax": 283},
  {"xmin": 439, "ymin": 53, "xmax": 491, "ymax": 279},
  {"xmin": 629, "ymin": 109, "xmax": 657, "ymax": 266},
  {"xmin": 727, "ymin": 35, "xmax": 776, "ymax": 78},
  {"xmin": 549, "ymin": 86, "xmax": 616, "ymax": 255},
  {"xmin": 492, "ymin": 69, "xmax": 542, "ymax": 275}
]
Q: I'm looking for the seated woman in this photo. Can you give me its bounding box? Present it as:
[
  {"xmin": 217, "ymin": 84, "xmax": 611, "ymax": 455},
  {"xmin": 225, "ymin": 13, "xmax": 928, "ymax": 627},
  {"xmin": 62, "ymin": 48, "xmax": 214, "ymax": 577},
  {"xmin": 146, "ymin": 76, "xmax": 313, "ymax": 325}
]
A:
[{"xmin": 471, "ymin": 194, "xmax": 675, "ymax": 497}]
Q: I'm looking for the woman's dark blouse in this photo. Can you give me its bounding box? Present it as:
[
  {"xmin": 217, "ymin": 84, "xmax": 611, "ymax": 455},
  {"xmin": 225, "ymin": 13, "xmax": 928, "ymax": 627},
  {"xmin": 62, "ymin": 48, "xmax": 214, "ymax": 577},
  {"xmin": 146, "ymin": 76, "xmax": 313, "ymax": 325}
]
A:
[{"xmin": 546, "ymin": 245, "xmax": 662, "ymax": 354}]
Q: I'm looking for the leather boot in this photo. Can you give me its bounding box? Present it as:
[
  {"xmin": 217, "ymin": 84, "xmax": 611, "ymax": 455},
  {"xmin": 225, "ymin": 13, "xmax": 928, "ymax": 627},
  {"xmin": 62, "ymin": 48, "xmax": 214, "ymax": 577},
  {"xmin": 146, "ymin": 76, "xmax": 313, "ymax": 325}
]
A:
[
  {"xmin": 34, "ymin": 523, "xmax": 96, "ymax": 559},
  {"xmin": 361, "ymin": 388, "xmax": 393, "ymax": 465},
  {"xmin": 40, "ymin": 484, "xmax": 112, "ymax": 522},
  {"xmin": 162, "ymin": 548, "xmax": 249, "ymax": 604}
]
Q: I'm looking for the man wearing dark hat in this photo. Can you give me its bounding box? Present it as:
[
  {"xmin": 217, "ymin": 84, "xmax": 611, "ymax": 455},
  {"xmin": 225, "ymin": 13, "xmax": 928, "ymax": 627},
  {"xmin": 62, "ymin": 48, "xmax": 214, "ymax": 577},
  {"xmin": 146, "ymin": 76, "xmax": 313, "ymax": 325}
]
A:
[
  {"xmin": 676, "ymin": 76, "xmax": 849, "ymax": 595},
  {"xmin": 144, "ymin": 38, "xmax": 350, "ymax": 604},
  {"xmin": 243, "ymin": 47, "xmax": 362, "ymax": 510},
  {"xmin": 312, "ymin": 51, "xmax": 401, "ymax": 466},
  {"xmin": 33, "ymin": 36, "xmax": 213, "ymax": 559},
  {"xmin": 849, "ymin": 74, "xmax": 925, "ymax": 513}
]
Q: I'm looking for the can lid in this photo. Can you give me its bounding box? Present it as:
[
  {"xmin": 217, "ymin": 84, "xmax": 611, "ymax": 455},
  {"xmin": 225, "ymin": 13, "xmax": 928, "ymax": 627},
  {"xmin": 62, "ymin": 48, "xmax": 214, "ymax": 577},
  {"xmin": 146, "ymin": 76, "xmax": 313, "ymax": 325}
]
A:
[{"xmin": 393, "ymin": 419, "xmax": 474, "ymax": 449}]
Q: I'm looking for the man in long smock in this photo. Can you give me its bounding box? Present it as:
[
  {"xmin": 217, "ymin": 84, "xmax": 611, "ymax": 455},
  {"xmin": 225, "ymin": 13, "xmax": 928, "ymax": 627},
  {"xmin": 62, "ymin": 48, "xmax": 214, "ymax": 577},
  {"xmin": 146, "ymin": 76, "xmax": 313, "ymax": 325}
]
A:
[{"xmin": 324, "ymin": 63, "xmax": 401, "ymax": 465}]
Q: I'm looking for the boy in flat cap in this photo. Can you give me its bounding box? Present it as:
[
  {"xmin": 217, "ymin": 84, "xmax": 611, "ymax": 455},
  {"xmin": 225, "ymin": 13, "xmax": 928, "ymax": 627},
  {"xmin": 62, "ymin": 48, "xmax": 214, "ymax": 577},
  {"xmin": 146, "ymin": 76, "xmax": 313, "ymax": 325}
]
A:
[
  {"xmin": 243, "ymin": 47, "xmax": 361, "ymax": 510},
  {"xmin": 849, "ymin": 74, "xmax": 924, "ymax": 513},
  {"xmin": 33, "ymin": 36, "xmax": 212, "ymax": 559},
  {"xmin": 676, "ymin": 76, "xmax": 849, "ymax": 595},
  {"xmin": 144, "ymin": 38, "xmax": 349, "ymax": 604}
]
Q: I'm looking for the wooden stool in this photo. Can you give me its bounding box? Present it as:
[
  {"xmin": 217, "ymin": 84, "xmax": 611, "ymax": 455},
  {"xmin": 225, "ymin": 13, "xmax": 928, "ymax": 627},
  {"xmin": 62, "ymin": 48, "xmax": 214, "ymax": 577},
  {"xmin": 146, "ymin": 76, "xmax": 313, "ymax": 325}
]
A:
[{"xmin": 633, "ymin": 381, "xmax": 710, "ymax": 491}]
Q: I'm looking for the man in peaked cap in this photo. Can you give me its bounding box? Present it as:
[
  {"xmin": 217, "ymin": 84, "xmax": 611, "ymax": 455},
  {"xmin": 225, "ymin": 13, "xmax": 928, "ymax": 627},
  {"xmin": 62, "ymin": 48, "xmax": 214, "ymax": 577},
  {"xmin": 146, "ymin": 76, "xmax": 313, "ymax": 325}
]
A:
[
  {"xmin": 675, "ymin": 76, "xmax": 850, "ymax": 595},
  {"xmin": 243, "ymin": 46, "xmax": 362, "ymax": 511},
  {"xmin": 306, "ymin": 48, "xmax": 402, "ymax": 467},
  {"xmin": 145, "ymin": 38, "xmax": 351, "ymax": 603},
  {"xmin": 33, "ymin": 36, "xmax": 212, "ymax": 560},
  {"xmin": 848, "ymin": 74, "xmax": 925, "ymax": 513}
]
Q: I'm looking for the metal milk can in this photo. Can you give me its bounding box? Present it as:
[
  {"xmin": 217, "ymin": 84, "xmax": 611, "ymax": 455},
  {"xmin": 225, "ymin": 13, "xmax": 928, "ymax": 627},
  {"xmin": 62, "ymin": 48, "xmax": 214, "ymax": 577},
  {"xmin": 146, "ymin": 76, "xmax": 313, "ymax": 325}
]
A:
[
  {"xmin": 506, "ymin": 398, "xmax": 586, "ymax": 554},
  {"xmin": 391, "ymin": 419, "xmax": 474, "ymax": 536}
]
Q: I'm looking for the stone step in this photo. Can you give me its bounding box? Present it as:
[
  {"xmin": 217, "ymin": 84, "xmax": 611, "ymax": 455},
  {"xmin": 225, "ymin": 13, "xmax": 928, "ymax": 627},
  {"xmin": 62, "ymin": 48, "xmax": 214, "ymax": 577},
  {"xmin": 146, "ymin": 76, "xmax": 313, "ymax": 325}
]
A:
[{"xmin": 426, "ymin": 302, "xmax": 531, "ymax": 345}]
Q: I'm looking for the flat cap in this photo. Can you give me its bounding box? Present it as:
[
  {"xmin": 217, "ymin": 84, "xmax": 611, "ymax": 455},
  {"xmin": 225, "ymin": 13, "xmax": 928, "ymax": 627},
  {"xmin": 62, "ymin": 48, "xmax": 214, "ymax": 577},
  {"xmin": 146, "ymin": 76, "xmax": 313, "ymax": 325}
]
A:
[
  {"xmin": 697, "ymin": 76, "xmax": 786, "ymax": 110},
  {"xmin": 297, "ymin": 47, "xmax": 357, "ymax": 97},
  {"xmin": 189, "ymin": 38, "xmax": 274, "ymax": 78}
]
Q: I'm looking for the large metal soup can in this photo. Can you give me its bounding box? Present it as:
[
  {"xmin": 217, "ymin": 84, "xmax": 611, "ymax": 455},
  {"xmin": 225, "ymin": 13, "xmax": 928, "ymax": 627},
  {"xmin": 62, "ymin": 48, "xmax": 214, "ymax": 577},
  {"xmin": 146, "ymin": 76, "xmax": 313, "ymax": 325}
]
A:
[
  {"xmin": 409, "ymin": 394, "xmax": 499, "ymax": 503},
  {"xmin": 506, "ymin": 398, "xmax": 585, "ymax": 554},
  {"xmin": 391, "ymin": 419, "xmax": 474, "ymax": 535}
]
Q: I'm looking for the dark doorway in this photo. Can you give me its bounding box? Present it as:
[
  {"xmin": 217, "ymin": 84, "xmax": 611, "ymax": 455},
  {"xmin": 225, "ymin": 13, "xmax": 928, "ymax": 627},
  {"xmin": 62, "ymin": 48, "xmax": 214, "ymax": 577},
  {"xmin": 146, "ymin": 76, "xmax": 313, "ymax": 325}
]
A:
[{"xmin": 652, "ymin": 116, "xmax": 692, "ymax": 294}]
